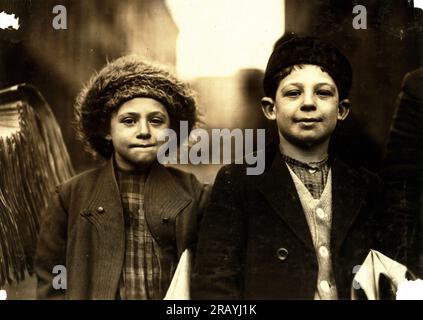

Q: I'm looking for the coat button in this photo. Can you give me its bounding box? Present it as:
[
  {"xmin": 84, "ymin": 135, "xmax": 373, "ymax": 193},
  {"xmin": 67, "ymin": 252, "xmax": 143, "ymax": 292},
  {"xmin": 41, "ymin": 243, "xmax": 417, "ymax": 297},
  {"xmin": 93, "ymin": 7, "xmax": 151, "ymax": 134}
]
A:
[
  {"xmin": 97, "ymin": 206, "xmax": 105, "ymax": 214},
  {"xmin": 162, "ymin": 217, "xmax": 169, "ymax": 224},
  {"xmin": 316, "ymin": 208, "xmax": 326, "ymax": 220},
  {"xmin": 319, "ymin": 246, "xmax": 329, "ymax": 258},
  {"xmin": 276, "ymin": 247, "xmax": 289, "ymax": 261}
]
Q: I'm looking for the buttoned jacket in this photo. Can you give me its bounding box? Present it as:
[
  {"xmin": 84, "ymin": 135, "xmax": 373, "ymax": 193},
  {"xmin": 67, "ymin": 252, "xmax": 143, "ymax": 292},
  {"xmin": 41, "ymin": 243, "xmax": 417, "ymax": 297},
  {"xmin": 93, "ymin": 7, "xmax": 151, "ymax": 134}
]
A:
[
  {"xmin": 192, "ymin": 148, "xmax": 389, "ymax": 299},
  {"xmin": 35, "ymin": 160, "xmax": 209, "ymax": 299}
]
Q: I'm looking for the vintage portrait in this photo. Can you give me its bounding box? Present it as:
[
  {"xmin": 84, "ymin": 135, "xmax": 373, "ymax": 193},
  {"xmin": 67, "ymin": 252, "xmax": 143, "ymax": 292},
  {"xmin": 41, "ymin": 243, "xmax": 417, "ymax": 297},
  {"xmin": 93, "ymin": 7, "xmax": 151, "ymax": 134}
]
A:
[{"xmin": 0, "ymin": 0, "xmax": 422, "ymax": 302}]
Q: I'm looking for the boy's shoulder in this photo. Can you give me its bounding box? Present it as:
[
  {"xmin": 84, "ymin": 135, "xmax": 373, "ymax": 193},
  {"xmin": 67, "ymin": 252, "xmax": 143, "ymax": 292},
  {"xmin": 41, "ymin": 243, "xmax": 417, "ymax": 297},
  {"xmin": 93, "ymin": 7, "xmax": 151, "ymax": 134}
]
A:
[
  {"xmin": 55, "ymin": 162, "xmax": 109, "ymax": 196},
  {"xmin": 214, "ymin": 149, "xmax": 381, "ymax": 190},
  {"xmin": 163, "ymin": 165, "xmax": 206, "ymax": 194},
  {"xmin": 332, "ymin": 156, "xmax": 381, "ymax": 189},
  {"xmin": 55, "ymin": 162, "xmax": 206, "ymax": 196}
]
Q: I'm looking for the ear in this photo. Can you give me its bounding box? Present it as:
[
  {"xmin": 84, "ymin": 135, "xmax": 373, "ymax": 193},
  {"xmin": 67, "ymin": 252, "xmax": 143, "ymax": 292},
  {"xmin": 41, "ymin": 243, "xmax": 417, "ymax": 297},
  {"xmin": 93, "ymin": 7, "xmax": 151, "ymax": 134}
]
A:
[
  {"xmin": 337, "ymin": 99, "xmax": 350, "ymax": 121},
  {"xmin": 261, "ymin": 97, "xmax": 277, "ymax": 120}
]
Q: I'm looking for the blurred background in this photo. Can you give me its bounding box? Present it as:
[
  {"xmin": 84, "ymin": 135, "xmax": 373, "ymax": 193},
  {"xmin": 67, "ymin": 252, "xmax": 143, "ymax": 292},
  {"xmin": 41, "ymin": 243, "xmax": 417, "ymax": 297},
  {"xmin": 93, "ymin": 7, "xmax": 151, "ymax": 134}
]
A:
[{"xmin": 0, "ymin": 0, "xmax": 422, "ymax": 298}]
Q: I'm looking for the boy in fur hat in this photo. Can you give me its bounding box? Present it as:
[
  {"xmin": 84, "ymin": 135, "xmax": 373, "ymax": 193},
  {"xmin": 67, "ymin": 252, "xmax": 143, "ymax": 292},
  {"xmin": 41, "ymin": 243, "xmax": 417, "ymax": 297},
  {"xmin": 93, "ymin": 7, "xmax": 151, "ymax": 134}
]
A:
[
  {"xmin": 35, "ymin": 55, "xmax": 209, "ymax": 300},
  {"xmin": 192, "ymin": 35, "xmax": 390, "ymax": 299}
]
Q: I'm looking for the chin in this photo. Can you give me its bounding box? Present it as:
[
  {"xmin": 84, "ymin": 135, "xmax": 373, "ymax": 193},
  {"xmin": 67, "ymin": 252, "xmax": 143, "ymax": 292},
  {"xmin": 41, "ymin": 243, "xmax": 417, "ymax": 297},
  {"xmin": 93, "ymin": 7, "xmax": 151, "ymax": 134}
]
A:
[
  {"xmin": 286, "ymin": 132, "xmax": 329, "ymax": 148},
  {"xmin": 132, "ymin": 155, "xmax": 157, "ymax": 166},
  {"xmin": 122, "ymin": 151, "xmax": 157, "ymax": 168}
]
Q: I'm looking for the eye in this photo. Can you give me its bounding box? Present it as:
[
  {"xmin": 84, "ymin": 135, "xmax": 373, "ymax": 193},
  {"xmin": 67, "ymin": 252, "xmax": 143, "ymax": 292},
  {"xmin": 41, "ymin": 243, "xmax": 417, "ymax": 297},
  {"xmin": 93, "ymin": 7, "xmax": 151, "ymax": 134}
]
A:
[
  {"xmin": 284, "ymin": 90, "xmax": 301, "ymax": 98},
  {"xmin": 121, "ymin": 117, "xmax": 136, "ymax": 125},
  {"xmin": 316, "ymin": 90, "xmax": 334, "ymax": 98},
  {"xmin": 150, "ymin": 117, "xmax": 166, "ymax": 126}
]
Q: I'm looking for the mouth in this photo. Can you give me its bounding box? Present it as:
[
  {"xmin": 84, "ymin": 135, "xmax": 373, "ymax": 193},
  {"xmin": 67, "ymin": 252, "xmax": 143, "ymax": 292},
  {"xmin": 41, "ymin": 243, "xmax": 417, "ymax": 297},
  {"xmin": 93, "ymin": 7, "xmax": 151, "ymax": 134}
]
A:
[
  {"xmin": 129, "ymin": 143, "xmax": 156, "ymax": 148},
  {"xmin": 294, "ymin": 118, "xmax": 322, "ymax": 123}
]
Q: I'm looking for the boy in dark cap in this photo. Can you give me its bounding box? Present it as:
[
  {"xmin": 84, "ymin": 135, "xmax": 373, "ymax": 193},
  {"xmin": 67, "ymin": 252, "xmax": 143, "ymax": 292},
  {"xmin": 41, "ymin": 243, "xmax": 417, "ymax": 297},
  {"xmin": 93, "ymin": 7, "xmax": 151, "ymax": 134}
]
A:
[
  {"xmin": 35, "ymin": 55, "xmax": 209, "ymax": 299},
  {"xmin": 192, "ymin": 35, "xmax": 387, "ymax": 299}
]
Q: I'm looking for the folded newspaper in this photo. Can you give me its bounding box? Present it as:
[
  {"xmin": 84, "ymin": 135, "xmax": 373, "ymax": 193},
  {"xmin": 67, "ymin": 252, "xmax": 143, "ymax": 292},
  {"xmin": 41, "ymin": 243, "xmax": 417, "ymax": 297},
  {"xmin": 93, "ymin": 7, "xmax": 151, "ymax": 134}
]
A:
[
  {"xmin": 352, "ymin": 249, "xmax": 423, "ymax": 300},
  {"xmin": 164, "ymin": 249, "xmax": 192, "ymax": 300}
]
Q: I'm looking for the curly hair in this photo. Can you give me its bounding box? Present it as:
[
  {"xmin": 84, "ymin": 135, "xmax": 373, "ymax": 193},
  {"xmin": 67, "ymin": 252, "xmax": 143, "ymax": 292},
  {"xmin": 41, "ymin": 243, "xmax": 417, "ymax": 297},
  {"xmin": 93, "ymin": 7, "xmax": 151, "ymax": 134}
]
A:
[{"xmin": 74, "ymin": 55, "xmax": 197, "ymax": 159}]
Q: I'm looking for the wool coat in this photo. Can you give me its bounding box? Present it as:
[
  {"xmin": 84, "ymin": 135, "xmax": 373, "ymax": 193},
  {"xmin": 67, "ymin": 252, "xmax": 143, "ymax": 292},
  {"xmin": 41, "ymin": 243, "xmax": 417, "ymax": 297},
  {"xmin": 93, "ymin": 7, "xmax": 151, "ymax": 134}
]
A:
[
  {"xmin": 35, "ymin": 160, "xmax": 209, "ymax": 299},
  {"xmin": 192, "ymin": 147, "xmax": 390, "ymax": 300}
]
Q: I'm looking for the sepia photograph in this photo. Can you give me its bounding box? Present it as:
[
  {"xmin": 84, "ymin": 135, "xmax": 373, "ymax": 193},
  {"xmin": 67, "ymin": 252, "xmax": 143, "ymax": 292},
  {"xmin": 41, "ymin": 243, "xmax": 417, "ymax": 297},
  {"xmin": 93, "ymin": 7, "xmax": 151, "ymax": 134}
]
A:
[{"xmin": 0, "ymin": 0, "xmax": 422, "ymax": 305}]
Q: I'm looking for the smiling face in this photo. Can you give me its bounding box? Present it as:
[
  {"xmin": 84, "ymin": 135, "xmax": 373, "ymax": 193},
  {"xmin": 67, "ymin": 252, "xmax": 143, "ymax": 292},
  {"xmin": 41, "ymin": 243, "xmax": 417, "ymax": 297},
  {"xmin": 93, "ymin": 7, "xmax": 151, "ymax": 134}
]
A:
[
  {"xmin": 262, "ymin": 64, "xmax": 349, "ymax": 151},
  {"xmin": 106, "ymin": 97, "xmax": 170, "ymax": 170}
]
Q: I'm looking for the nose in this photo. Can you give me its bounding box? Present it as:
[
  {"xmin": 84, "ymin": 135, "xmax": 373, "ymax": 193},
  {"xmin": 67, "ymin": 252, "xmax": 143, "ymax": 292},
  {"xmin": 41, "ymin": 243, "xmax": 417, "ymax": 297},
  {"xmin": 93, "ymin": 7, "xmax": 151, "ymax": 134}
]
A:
[
  {"xmin": 300, "ymin": 104, "xmax": 317, "ymax": 112},
  {"xmin": 300, "ymin": 91, "xmax": 316, "ymax": 112},
  {"xmin": 136, "ymin": 119, "xmax": 151, "ymax": 140}
]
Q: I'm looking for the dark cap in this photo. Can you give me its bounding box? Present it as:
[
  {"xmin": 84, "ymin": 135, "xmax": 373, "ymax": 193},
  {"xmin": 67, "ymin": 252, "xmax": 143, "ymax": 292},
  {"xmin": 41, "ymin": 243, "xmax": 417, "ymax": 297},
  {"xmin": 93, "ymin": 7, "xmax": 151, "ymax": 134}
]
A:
[{"xmin": 263, "ymin": 34, "xmax": 353, "ymax": 100}]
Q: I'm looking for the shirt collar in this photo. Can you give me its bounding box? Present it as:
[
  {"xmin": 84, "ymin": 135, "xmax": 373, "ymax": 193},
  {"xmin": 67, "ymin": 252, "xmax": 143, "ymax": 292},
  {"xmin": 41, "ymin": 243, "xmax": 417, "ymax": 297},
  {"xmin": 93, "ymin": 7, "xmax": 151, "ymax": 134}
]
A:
[{"xmin": 280, "ymin": 153, "xmax": 329, "ymax": 170}]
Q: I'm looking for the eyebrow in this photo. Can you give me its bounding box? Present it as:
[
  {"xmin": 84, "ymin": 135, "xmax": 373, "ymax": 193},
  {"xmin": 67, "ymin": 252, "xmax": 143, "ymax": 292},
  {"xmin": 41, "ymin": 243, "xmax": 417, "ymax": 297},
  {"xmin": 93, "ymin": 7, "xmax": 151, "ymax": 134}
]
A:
[
  {"xmin": 148, "ymin": 111, "xmax": 167, "ymax": 117},
  {"xmin": 117, "ymin": 112, "xmax": 139, "ymax": 120},
  {"xmin": 282, "ymin": 82, "xmax": 336, "ymax": 88},
  {"xmin": 315, "ymin": 83, "xmax": 336, "ymax": 88},
  {"xmin": 117, "ymin": 111, "xmax": 166, "ymax": 120}
]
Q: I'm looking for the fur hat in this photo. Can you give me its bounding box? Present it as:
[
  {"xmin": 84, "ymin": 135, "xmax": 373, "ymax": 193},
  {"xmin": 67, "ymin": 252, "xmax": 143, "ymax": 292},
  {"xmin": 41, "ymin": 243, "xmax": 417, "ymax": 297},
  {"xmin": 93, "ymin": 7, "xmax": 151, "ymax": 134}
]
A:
[
  {"xmin": 263, "ymin": 34, "xmax": 353, "ymax": 100},
  {"xmin": 74, "ymin": 55, "xmax": 197, "ymax": 158}
]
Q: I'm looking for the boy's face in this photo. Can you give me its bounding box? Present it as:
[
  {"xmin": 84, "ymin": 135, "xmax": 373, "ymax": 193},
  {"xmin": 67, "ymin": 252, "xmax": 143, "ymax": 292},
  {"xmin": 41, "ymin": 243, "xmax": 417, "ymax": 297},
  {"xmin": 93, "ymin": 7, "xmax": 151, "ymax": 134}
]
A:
[
  {"xmin": 261, "ymin": 64, "xmax": 349, "ymax": 149},
  {"xmin": 106, "ymin": 97, "xmax": 170, "ymax": 170}
]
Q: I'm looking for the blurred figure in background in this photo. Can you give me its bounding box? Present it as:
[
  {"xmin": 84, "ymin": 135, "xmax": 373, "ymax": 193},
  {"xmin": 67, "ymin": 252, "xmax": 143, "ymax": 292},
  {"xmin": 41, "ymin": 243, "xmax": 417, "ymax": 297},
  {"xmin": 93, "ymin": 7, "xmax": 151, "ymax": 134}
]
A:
[{"xmin": 382, "ymin": 67, "xmax": 423, "ymax": 278}]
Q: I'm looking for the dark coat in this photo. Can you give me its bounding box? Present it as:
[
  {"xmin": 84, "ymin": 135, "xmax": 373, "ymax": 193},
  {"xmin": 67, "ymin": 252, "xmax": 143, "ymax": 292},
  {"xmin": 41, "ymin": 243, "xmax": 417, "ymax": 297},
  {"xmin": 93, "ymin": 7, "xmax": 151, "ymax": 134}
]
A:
[
  {"xmin": 192, "ymin": 149, "xmax": 388, "ymax": 300},
  {"xmin": 35, "ymin": 160, "xmax": 209, "ymax": 300},
  {"xmin": 381, "ymin": 68, "xmax": 423, "ymax": 277}
]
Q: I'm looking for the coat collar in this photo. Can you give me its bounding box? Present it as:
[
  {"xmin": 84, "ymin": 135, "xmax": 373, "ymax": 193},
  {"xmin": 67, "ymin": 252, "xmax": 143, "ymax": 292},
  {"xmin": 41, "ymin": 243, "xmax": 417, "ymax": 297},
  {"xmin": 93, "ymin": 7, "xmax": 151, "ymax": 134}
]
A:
[
  {"xmin": 88, "ymin": 159, "xmax": 193, "ymax": 227},
  {"xmin": 143, "ymin": 161, "xmax": 193, "ymax": 245},
  {"xmin": 257, "ymin": 151, "xmax": 367, "ymax": 253}
]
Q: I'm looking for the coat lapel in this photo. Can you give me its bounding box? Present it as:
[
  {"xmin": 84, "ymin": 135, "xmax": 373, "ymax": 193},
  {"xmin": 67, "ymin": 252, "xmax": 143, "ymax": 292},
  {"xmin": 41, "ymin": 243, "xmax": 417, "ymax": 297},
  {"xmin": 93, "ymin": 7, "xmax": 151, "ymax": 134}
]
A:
[
  {"xmin": 257, "ymin": 152, "xmax": 315, "ymax": 252},
  {"xmin": 144, "ymin": 162, "xmax": 192, "ymax": 247},
  {"xmin": 257, "ymin": 151, "xmax": 368, "ymax": 259},
  {"xmin": 86, "ymin": 159, "xmax": 125, "ymax": 236},
  {"xmin": 82, "ymin": 159, "xmax": 126, "ymax": 299},
  {"xmin": 330, "ymin": 158, "xmax": 367, "ymax": 254}
]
